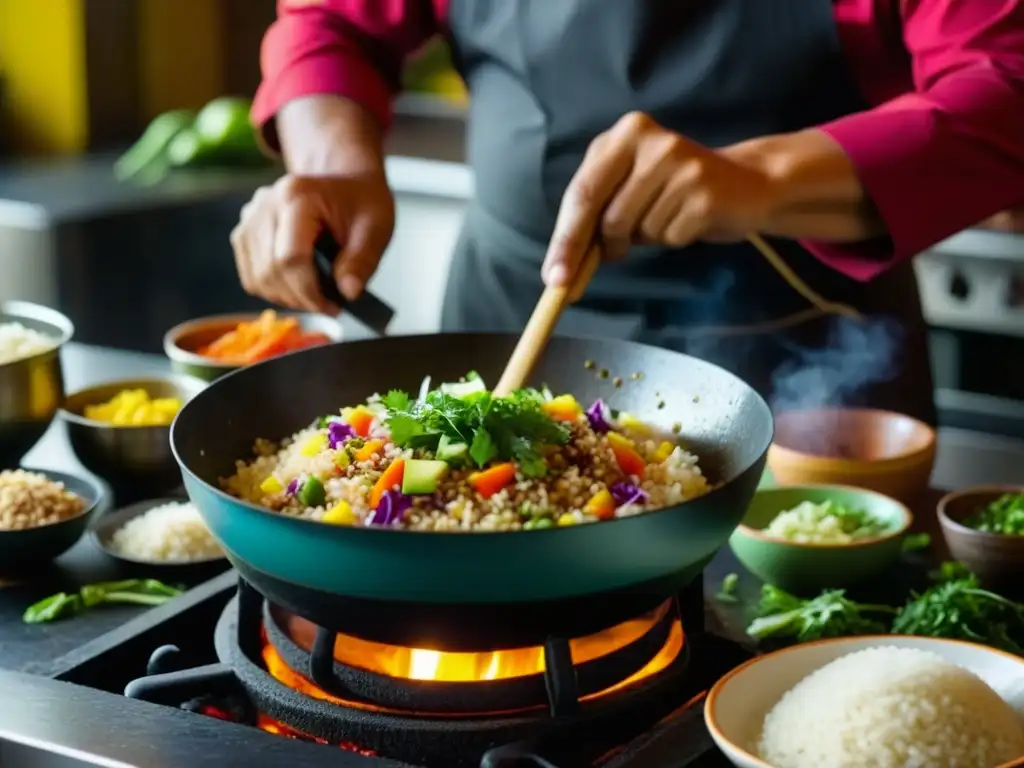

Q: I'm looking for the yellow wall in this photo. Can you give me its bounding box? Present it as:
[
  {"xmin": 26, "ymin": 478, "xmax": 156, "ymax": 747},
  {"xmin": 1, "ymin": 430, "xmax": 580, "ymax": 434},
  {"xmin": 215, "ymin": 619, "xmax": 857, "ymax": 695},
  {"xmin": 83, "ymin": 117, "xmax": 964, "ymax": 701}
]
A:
[
  {"xmin": 138, "ymin": 0, "xmax": 224, "ymax": 120},
  {"xmin": 0, "ymin": 0, "xmax": 88, "ymax": 154}
]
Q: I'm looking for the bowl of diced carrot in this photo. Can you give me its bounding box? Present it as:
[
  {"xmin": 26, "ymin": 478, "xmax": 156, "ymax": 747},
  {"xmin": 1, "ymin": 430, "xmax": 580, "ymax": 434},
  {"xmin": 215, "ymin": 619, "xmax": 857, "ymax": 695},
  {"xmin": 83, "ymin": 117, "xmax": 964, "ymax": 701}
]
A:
[{"xmin": 163, "ymin": 310, "xmax": 342, "ymax": 382}]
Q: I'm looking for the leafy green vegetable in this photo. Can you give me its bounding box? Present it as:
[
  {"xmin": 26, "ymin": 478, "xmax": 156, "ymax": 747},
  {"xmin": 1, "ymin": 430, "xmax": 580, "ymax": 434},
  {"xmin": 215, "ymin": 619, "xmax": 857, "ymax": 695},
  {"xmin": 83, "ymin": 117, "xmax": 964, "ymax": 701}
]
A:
[
  {"xmin": 716, "ymin": 573, "xmax": 740, "ymax": 603},
  {"xmin": 746, "ymin": 585, "xmax": 896, "ymax": 643},
  {"xmin": 928, "ymin": 560, "xmax": 972, "ymax": 583},
  {"xmin": 962, "ymin": 492, "xmax": 1024, "ymax": 535},
  {"xmin": 892, "ymin": 573, "xmax": 1024, "ymax": 654},
  {"xmin": 381, "ymin": 383, "xmax": 570, "ymax": 476},
  {"xmin": 23, "ymin": 579, "xmax": 183, "ymax": 624},
  {"xmin": 902, "ymin": 532, "xmax": 931, "ymax": 552}
]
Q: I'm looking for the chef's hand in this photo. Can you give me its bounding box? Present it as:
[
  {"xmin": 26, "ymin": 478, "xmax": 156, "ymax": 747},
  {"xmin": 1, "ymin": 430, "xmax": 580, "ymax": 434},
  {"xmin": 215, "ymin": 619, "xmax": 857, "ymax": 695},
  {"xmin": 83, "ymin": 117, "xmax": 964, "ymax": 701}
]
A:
[
  {"xmin": 230, "ymin": 171, "xmax": 395, "ymax": 313},
  {"xmin": 542, "ymin": 112, "xmax": 779, "ymax": 287}
]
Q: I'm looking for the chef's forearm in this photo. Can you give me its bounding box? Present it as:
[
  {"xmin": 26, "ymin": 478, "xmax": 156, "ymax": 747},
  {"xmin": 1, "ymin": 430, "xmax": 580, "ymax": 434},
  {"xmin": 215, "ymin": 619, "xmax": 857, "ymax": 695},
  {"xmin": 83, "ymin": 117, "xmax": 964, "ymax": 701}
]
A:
[
  {"xmin": 277, "ymin": 95, "xmax": 386, "ymax": 177},
  {"xmin": 723, "ymin": 129, "xmax": 885, "ymax": 241}
]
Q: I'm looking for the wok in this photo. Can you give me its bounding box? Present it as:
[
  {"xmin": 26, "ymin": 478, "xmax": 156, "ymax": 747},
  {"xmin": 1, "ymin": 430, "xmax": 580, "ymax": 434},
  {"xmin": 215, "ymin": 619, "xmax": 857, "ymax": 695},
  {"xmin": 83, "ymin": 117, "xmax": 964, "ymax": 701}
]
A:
[{"xmin": 172, "ymin": 334, "xmax": 772, "ymax": 648}]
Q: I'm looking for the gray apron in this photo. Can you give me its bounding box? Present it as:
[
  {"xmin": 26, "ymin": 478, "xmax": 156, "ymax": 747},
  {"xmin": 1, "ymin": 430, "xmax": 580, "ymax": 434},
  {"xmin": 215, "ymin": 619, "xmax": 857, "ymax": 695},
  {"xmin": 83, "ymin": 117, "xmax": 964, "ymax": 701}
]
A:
[{"xmin": 441, "ymin": 0, "xmax": 935, "ymax": 425}]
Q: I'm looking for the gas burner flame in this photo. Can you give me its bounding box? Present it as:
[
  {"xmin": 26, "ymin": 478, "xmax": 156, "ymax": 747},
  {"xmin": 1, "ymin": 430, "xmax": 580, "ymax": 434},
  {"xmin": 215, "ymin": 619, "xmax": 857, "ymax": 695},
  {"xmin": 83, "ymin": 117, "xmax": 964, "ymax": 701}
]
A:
[{"xmin": 259, "ymin": 601, "xmax": 684, "ymax": 717}]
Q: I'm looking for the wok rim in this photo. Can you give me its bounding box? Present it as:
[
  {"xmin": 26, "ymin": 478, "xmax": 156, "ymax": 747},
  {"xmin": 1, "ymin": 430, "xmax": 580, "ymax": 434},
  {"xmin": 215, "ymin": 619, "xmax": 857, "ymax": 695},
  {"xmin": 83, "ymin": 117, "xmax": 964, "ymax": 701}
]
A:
[{"xmin": 171, "ymin": 332, "xmax": 774, "ymax": 539}]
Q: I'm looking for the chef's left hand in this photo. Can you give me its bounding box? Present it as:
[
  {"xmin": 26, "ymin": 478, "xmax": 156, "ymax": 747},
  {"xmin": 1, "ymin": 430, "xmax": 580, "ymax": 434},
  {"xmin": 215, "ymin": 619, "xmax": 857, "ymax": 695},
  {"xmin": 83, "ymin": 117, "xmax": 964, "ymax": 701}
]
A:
[{"xmin": 542, "ymin": 111, "xmax": 780, "ymax": 287}]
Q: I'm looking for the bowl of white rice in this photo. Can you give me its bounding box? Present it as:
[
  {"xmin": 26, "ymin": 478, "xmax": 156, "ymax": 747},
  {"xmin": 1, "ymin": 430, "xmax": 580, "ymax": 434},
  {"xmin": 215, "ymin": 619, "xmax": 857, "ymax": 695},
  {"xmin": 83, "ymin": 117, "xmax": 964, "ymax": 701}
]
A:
[
  {"xmin": 90, "ymin": 498, "xmax": 228, "ymax": 579},
  {"xmin": 705, "ymin": 635, "xmax": 1024, "ymax": 768},
  {"xmin": 0, "ymin": 301, "xmax": 75, "ymax": 466}
]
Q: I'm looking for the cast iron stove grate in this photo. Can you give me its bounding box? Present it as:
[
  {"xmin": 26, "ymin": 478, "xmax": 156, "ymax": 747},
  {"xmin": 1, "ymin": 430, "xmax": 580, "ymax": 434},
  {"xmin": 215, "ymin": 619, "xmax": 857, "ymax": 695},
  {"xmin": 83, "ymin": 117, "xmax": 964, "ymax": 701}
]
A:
[{"xmin": 121, "ymin": 574, "xmax": 751, "ymax": 767}]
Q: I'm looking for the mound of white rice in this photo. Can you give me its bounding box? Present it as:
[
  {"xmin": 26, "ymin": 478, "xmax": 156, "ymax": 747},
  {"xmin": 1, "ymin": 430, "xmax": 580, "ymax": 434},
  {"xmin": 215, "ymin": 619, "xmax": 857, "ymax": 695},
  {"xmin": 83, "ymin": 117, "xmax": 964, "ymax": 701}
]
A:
[
  {"xmin": 759, "ymin": 646, "xmax": 1024, "ymax": 768},
  {"xmin": 0, "ymin": 321, "xmax": 56, "ymax": 365},
  {"xmin": 109, "ymin": 502, "xmax": 223, "ymax": 562}
]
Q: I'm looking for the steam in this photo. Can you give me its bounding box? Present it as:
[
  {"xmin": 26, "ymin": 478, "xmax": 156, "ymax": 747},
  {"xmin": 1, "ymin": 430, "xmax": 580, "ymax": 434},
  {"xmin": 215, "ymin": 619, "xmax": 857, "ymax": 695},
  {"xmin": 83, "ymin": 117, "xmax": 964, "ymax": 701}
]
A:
[{"xmin": 768, "ymin": 315, "xmax": 902, "ymax": 413}]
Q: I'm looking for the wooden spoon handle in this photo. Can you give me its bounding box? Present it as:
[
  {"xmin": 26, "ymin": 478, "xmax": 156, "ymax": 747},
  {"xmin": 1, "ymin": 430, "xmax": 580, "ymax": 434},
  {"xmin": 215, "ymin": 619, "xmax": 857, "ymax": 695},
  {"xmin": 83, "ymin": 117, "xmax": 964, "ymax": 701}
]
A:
[{"xmin": 493, "ymin": 245, "xmax": 602, "ymax": 397}]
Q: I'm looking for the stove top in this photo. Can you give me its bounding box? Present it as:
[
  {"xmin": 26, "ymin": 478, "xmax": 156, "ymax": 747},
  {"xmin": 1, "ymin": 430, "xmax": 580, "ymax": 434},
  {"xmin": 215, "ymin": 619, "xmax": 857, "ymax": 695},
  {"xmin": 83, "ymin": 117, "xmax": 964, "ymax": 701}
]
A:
[{"xmin": 0, "ymin": 570, "xmax": 752, "ymax": 768}]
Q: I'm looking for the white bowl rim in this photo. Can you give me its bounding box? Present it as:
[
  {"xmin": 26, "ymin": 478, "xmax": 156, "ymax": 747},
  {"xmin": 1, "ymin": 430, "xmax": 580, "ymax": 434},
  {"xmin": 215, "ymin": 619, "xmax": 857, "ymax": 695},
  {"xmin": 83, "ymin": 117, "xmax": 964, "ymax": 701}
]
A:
[{"xmin": 704, "ymin": 634, "xmax": 1024, "ymax": 768}]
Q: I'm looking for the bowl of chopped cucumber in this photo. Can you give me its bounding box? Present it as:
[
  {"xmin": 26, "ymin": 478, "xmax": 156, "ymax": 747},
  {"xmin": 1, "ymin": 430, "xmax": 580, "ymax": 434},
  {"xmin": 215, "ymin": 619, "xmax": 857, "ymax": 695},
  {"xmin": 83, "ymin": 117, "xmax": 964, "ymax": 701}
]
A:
[
  {"xmin": 939, "ymin": 485, "xmax": 1024, "ymax": 591},
  {"xmin": 729, "ymin": 485, "xmax": 912, "ymax": 594}
]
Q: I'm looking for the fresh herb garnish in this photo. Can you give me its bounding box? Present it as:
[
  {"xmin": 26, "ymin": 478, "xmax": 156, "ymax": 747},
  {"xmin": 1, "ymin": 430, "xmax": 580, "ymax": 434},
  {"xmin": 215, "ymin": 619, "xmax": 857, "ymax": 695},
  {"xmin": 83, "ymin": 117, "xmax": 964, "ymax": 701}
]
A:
[
  {"xmin": 23, "ymin": 579, "xmax": 183, "ymax": 624},
  {"xmin": 716, "ymin": 573, "xmax": 740, "ymax": 603},
  {"xmin": 381, "ymin": 383, "xmax": 570, "ymax": 476},
  {"xmin": 962, "ymin": 492, "xmax": 1024, "ymax": 535},
  {"xmin": 892, "ymin": 573, "xmax": 1024, "ymax": 654},
  {"xmin": 745, "ymin": 585, "xmax": 896, "ymax": 642}
]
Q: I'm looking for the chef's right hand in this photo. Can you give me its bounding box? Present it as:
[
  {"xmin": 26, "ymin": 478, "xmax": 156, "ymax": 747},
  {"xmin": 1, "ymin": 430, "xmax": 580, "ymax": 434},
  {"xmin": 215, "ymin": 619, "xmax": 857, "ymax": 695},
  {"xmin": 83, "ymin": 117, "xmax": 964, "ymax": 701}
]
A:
[{"xmin": 230, "ymin": 171, "xmax": 396, "ymax": 313}]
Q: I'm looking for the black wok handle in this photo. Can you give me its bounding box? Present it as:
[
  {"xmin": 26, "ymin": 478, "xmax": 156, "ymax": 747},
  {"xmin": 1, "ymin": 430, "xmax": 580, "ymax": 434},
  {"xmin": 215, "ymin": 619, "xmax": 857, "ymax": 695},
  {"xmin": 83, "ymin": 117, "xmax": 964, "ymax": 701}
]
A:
[{"xmin": 313, "ymin": 230, "xmax": 395, "ymax": 336}]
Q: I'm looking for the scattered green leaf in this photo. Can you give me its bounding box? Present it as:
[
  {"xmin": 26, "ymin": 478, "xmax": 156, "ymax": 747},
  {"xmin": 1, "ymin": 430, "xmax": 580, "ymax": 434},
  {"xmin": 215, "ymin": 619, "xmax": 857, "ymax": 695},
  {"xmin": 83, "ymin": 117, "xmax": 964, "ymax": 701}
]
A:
[
  {"xmin": 902, "ymin": 532, "xmax": 931, "ymax": 552},
  {"xmin": 716, "ymin": 573, "xmax": 740, "ymax": 603},
  {"xmin": 23, "ymin": 579, "xmax": 183, "ymax": 624},
  {"xmin": 745, "ymin": 585, "xmax": 896, "ymax": 643}
]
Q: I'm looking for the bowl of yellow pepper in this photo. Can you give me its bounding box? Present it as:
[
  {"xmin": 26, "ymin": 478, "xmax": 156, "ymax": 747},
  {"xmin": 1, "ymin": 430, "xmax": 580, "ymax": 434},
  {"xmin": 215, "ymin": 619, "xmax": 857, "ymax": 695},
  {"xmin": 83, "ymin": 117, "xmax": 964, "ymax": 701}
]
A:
[{"xmin": 60, "ymin": 376, "xmax": 207, "ymax": 495}]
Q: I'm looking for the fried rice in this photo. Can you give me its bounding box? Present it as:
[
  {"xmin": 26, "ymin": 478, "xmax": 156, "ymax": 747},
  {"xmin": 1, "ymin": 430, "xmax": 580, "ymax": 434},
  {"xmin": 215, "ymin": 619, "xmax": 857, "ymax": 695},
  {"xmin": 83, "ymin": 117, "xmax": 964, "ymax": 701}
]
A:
[{"xmin": 221, "ymin": 377, "xmax": 712, "ymax": 532}]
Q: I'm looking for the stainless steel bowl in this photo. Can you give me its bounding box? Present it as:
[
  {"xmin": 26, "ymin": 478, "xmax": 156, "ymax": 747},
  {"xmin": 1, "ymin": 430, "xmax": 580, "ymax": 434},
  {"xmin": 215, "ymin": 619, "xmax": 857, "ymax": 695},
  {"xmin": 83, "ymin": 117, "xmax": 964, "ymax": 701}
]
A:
[
  {"xmin": 0, "ymin": 301, "xmax": 75, "ymax": 467},
  {"xmin": 163, "ymin": 312, "xmax": 343, "ymax": 382},
  {"xmin": 60, "ymin": 375, "xmax": 208, "ymax": 495}
]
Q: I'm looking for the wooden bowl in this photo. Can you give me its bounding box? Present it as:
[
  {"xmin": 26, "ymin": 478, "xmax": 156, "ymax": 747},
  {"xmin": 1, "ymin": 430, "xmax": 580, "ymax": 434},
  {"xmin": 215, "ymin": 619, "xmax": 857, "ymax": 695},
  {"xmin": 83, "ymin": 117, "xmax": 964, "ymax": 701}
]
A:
[
  {"xmin": 938, "ymin": 485, "xmax": 1024, "ymax": 591},
  {"xmin": 768, "ymin": 408, "xmax": 936, "ymax": 505}
]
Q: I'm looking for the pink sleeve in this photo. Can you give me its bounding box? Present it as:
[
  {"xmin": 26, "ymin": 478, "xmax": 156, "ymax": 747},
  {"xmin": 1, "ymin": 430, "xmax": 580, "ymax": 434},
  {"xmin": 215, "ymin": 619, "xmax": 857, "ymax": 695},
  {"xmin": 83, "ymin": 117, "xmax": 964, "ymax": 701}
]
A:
[
  {"xmin": 803, "ymin": 0, "xmax": 1024, "ymax": 281},
  {"xmin": 252, "ymin": 0, "xmax": 441, "ymax": 150}
]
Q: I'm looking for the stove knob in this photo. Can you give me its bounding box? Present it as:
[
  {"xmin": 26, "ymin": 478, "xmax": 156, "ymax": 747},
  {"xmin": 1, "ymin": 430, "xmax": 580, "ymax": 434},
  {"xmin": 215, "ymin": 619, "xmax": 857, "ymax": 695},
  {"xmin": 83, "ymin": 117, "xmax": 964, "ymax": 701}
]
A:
[{"xmin": 146, "ymin": 644, "xmax": 182, "ymax": 676}]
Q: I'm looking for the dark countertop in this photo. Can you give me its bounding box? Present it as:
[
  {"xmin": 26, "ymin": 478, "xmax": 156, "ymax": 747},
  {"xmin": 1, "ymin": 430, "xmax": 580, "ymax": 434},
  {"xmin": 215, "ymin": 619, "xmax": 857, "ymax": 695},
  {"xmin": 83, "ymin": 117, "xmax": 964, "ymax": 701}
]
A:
[{"xmin": 0, "ymin": 343, "xmax": 228, "ymax": 676}]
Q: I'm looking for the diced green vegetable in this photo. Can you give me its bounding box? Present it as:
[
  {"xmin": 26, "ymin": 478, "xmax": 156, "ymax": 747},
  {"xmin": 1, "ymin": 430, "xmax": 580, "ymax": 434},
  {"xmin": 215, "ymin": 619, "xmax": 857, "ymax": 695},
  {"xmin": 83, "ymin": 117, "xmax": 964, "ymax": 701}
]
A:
[
  {"xmin": 297, "ymin": 476, "xmax": 326, "ymax": 507},
  {"xmin": 962, "ymin": 492, "xmax": 1024, "ymax": 535},
  {"xmin": 402, "ymin": 459, "xmax": 449, "ymax": 494},
  {"xmin": 23, "ymin": 579, "xmax": 182, "ymax": 624},
  {"xmin": 763, "ymin": 500, "xmax": 887, "ymax": 544},
  {"xmin": 716, "ymin": 573, "xmax": 740, "ymax": 603}
]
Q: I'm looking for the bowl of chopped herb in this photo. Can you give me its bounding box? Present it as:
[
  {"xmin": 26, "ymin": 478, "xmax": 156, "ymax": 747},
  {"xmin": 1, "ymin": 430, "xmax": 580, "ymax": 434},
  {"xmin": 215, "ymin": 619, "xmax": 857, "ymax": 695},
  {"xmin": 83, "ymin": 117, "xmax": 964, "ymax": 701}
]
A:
[
  {"xmin": 938, "ymin": 486, "xmax": 1024, "ymax": 591},
  {"xmin": 730, "ymin": 485, "xmax": 912, "ymax": 594}
]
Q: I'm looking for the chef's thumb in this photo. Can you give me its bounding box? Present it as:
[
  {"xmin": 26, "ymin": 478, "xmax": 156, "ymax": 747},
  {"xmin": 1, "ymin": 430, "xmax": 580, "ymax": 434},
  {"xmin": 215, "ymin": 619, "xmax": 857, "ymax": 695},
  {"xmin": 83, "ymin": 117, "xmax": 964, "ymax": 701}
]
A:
[{"xmin": 333, "ymin": 213, "xmax": 388, "ymax": 301}]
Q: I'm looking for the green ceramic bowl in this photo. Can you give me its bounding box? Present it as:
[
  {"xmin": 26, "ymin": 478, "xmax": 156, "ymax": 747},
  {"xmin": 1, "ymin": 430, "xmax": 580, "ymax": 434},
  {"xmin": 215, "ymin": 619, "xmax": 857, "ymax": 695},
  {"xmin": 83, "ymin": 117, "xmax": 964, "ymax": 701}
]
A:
[
  {"xmin": 163, "ymin": 312, "xmax": 343, "ymax": 382},
  {"xmin": 728, "ymin": 485, "xmax": 912, "ymax": 594}
]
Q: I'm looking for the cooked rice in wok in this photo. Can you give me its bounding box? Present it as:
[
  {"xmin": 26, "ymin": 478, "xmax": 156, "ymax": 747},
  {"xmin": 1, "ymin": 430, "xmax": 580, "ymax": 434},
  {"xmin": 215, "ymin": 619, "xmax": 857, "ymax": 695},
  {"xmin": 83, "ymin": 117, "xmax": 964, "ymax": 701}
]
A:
[{"xmin": 221, "ymin": 374, "xmax": 711, "ymax": 532}]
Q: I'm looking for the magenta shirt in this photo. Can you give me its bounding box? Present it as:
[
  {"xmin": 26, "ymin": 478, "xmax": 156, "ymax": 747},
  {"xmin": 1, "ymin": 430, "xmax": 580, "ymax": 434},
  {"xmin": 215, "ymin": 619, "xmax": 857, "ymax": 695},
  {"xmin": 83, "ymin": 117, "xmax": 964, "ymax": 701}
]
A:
[{"xmin": 253, "ymin": 0, "xmax": 1024, "ymax": 282}]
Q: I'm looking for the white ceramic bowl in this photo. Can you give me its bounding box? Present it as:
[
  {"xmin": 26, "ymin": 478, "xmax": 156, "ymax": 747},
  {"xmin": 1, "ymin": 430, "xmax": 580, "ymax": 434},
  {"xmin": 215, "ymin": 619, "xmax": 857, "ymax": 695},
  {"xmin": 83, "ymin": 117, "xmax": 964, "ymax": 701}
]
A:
[{"xmin": 704, "ymin": 635, "xmax": 1024, "ymax": 768}]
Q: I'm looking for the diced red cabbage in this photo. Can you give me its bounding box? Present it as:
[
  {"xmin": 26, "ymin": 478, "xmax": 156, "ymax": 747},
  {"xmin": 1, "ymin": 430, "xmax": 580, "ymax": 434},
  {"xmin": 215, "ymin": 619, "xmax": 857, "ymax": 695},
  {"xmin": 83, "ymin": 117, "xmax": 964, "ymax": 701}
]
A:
[
  {"xmin": 368, "ymin": 490, "xmax": 413, "ymax": 526},
  {"xmin": 610, "ymin": 481, "xmax": 648, "ymax": 507},
  {"xmin": 586, "ymin": 399, "xmax": 614, "ymax": 433},
  {"xmin": 327, "ymin": 420, "xmax": 356, "ymax": 449},
  {"xmin": 286, "ymin": 478, "xmax": 299, "ymax": 495}
]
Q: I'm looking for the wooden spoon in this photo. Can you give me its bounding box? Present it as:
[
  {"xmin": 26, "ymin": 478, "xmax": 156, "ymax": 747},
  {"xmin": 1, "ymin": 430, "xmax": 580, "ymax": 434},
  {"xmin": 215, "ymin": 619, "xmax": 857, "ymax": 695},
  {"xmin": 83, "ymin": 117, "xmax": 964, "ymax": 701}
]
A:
[{"xmin": 493, "ymin": 245, "xmax": 602, "ymax": 397}]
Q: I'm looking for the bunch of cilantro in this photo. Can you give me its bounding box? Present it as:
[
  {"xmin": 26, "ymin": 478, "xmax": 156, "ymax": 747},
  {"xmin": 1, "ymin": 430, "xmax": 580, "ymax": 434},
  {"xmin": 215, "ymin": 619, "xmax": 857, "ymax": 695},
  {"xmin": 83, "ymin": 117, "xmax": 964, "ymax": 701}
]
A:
[{"xmin": 380, "ymin": 383, "xmax": 569, "ymax": 477}]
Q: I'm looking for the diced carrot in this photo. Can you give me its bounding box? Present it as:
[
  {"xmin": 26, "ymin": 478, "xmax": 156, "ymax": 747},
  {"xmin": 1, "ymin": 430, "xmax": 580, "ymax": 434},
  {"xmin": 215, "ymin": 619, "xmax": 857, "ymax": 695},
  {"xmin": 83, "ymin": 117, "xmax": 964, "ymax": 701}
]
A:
[
  {"xmin": 354, "ymin": 439, "xmax": 385, "ymax": 462},
  {"xmin": 347, "ymin": 407, "xmax": 375, "ymax": 437},
  {"xmin": 469, "ymin": 462, "xmax": 517, "ymax": 499},
  {"xmin": 584, "ymin": 489, "xmax": 616, "ymax": 521},
  {"xmin": 370, "ymin": 458, "xmax": 405, "ymax": 508},
  {"xmin": 239, "ymin": 317, "xmax": 300, "ymax": 364},
  {"xmin": 607, "ymin": 432, "xmax": 646, "ymax": 478},
  {"xmin": 541, "ymin": 394, "xmax": 583, "ymax": 422}
]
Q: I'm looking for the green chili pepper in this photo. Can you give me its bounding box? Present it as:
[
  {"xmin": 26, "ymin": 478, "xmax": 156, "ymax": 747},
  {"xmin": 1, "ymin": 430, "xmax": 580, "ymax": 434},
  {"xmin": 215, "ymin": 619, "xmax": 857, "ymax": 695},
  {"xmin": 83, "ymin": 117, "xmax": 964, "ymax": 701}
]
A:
[{"xmin": 22, "ymin": 579, "xmax": 184, "ymax": 624}]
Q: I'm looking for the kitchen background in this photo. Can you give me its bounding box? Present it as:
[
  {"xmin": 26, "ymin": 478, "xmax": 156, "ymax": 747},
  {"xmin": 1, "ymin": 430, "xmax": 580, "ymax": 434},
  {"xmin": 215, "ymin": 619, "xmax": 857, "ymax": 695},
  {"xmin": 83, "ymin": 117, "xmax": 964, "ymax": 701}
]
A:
[{"xmin": 1, "ymin": 0, "xmax": 1022, "ymax": 436}]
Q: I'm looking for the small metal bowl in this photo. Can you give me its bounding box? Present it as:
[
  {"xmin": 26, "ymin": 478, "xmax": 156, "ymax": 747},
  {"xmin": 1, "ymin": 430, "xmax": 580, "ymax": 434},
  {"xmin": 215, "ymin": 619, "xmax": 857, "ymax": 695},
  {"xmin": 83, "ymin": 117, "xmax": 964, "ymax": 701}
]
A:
[
  {"xmin": 60, "ymin": 376, "xmax": 208, "ymax": 497},
  {"xmin": 0, "ymin": 466, "xmax": 106, "ymax": 572},
  {"xmin": 0, "ymin": 301, "xmax": 75, "ymax": 467},
  {"xmin": 163, "ymin": 312, "xmax": 343, "ymax": 382},
  {"xmin": 89, "ymin": 497, "xmax": 229, "ymax": 582}
]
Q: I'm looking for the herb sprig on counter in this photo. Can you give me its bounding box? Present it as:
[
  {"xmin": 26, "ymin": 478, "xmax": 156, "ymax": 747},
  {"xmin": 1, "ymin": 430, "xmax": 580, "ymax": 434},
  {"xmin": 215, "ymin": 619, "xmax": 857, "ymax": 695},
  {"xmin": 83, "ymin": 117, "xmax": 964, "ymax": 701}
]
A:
[
  {"xmin": 381, "ymin": 383, "xmax": 570, "ymax": 477},
  {"xmin": 23, "ymin": 579, "xmax": 183, "ymax": 624},
  {"xmin": 746, "ymin": 585, "xmax": 896, "ymax": 643},
  {"xmin": 962, "ymin": 492, "xmax": 1024, "ymax": 535}
]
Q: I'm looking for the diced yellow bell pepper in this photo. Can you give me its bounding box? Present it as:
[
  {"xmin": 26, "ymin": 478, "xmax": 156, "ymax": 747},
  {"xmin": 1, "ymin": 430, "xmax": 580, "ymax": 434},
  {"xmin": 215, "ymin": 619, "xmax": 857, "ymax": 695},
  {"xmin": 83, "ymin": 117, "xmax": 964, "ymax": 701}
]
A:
[
  {"xmin": 652, "ymin": 441, "xmax": 675, "ymax": 463},
  {"xmin": 260, "ymin": 475, "xmax": 284, "ymax": 494},
  {"xmin": 322, "ymin": 501, "xmax": 356, "ymax": 525},
  {"xmin": 557, "ymin": 513, "xmax": 577, "ymax": 527},
  {"xmin": 301, "ymin": 433, "xmax": 328, "ymax": 456},
  {"xmin": 542, "ymin": 394, "xmax": 583, "ymax": 422},
  {"xmin": 617, "ymin": 412, "xmax": 653, "ymax": 437},
  {"xmin": 584, "ymin": 489, "xmax": 616, "ymax": 521},
  {"xmin": 334, "ymin": 450, "xmax": 351, "ymax": 468},
  {"xmin": 607, "ymin": 432, "xmax": 635, "ymax": 450}
]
